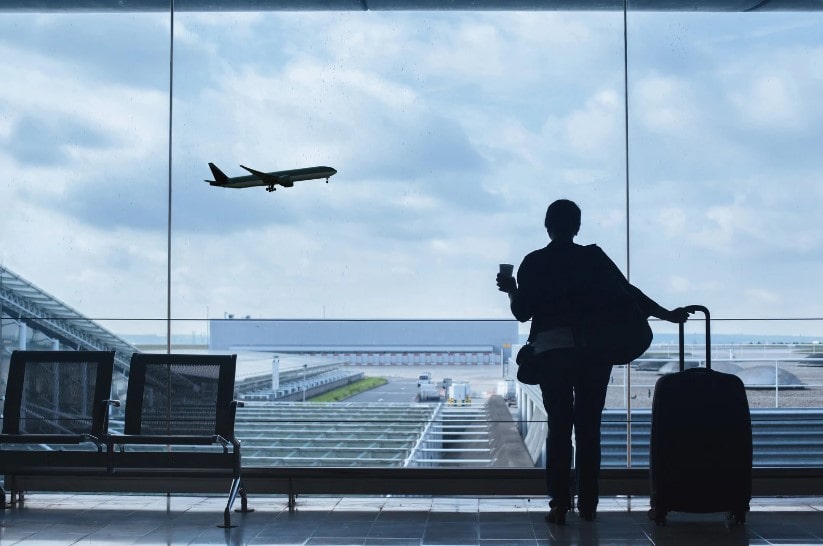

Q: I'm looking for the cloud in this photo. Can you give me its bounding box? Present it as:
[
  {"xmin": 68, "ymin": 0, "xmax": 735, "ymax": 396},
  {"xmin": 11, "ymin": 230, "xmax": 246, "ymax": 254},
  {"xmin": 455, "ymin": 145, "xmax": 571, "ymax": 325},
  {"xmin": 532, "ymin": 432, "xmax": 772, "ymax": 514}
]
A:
[
  {"xmin": 684, "ymin": 184, "xmax": 823, "ymax": 259},
  {"xmin": 730, "ymin": 73, "xmax": 805, "ymax": 131},
  {"xmin": 669, "ymin": 275, "xmax": 691, "ymax": 293},
  {"xmin": 164, "ymin": 30, "xmax": 496, "ymax": 236},
  {"xmin": 667, "ymin": 275, "xmax": 722, "ymax": 295},
  {"xmin": 1, "ymin": 61, "xmax": 169, "ymax": 230},
  {"xmin": 0, "ymin": 14, "xmax": 169, "ymax": 91},
  {"xmin": 656, "ymin": 207, "xmax": 686, "ymax": 237},
  {"xmin": 633, "ymin": 75, "xmax": 697, "ymax": 136},
  {"xmin": 0, "ymin": 200, "xmax": 168, "ymax": 321},
  {"xmin": 565, "ymin": 90, "xmax": 622, "ymax": 158},
  {"xmin": 4, "ymin": 114, "xmax": 112, "ymax": 166},
  {"xmin": 745, "ymin": 288, "xmax": 781, "ymax": 305}
]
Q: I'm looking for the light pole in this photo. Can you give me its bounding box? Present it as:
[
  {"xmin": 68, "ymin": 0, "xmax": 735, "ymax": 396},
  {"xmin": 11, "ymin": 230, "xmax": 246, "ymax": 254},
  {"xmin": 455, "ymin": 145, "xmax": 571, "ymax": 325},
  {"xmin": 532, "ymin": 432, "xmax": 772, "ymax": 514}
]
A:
[{"xmin": 302, "ymin": 364, "xmax": 307, "ymax": 402}]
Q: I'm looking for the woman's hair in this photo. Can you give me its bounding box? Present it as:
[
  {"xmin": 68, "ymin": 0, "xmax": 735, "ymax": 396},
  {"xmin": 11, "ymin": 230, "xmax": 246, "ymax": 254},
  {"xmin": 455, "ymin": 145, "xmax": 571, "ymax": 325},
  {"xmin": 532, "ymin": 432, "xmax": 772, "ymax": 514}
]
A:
[{"xmin": 544, "ymin": 199, "xmax": 581, "ymax": 238}]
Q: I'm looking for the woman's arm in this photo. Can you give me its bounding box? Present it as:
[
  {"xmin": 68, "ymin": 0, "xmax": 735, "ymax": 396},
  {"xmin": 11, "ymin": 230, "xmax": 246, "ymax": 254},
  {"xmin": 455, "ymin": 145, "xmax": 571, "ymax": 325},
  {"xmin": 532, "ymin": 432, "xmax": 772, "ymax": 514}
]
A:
[
  {"xmin": 591, "ymin": 245, "xmax": 689, "ymax": 324},
  {"xmin": 496, "ymin": 260, "xmax": 533, "ymax": 323},
  {"xmin": 508, "ymin": 287, "xmax": 533, "ymax": 322},
  {"xmin": 627, "ymin": 285, "xmax": 689, "ymax": 323}
]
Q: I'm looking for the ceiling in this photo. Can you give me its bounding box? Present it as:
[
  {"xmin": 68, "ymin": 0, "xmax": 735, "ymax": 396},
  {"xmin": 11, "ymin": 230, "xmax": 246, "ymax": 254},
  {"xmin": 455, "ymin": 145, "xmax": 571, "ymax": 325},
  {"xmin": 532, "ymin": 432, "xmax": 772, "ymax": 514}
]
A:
[{"xmin": 1, "ymin": 0, "xmax": 821, "ymax": 11}]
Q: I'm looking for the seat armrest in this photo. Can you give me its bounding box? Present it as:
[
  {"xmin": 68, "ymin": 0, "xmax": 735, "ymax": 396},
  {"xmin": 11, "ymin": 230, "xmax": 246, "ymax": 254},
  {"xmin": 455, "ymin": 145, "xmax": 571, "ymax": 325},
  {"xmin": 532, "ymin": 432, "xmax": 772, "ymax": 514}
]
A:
[
  {"xmin": 225, "ymin": 400, "xmax": 243, "ymax": 434},
  {"xmin": 81, "ymin": 434, "xmax": 106, "ymax": 452},
  {"xmin": 101, "ymin": 399, "xmax": 121, "ymax": 435}
]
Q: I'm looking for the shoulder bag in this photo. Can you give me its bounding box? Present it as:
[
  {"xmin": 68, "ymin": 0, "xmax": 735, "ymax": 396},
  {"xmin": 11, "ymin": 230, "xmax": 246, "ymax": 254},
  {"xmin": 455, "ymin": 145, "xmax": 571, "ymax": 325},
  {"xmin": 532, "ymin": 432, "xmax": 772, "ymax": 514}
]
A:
[
  {"xmin": 572, "ymin": 246, "xmax": 652, "ymax": 365},
  {"xmin": 515, "ymin": 343, "xmax": 541, "ymax": 385}
]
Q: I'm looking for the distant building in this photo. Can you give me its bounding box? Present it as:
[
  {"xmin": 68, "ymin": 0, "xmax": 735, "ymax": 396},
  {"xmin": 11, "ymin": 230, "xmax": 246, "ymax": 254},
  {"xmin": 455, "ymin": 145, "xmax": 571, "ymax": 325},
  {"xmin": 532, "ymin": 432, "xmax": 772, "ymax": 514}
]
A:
[{"xmin": 209, "ymin": 319, "xmax": 517, "ymax": 366}]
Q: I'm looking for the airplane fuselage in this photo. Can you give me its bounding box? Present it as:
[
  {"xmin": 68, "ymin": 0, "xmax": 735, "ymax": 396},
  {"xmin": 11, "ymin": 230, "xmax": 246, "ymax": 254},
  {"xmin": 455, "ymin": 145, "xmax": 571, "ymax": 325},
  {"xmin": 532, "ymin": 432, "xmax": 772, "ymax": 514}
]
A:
[{"xmin": 206, "ymin": 163, "xmax": 337, "ymax": 191}]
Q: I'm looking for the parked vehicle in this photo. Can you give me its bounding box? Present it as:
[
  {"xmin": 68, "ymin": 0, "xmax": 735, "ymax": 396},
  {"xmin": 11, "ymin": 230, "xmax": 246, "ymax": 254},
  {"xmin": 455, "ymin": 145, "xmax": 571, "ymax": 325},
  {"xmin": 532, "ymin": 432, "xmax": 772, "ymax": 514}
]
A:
[{"xmin": 448, "ymin": 382, "xmax": 471, "ymax": 406}]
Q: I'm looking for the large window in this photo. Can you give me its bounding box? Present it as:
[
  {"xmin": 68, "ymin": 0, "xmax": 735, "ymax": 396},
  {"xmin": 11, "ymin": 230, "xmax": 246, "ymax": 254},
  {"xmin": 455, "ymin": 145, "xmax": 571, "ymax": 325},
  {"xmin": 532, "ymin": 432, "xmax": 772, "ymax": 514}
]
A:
[
  {"xmin": 1, "ymin": 5, "xmax": 822, "ymax": 473},
  {"xmin": 628, "ymin": 11, "xmax": 823, "ymax": 410},
  {"xmin": 170, "ymin": 12, "xmax": 625, "ymax": 324},
  {"xmin": 0, "ymin": 12, "xmax": 171, "ymax": 397}
]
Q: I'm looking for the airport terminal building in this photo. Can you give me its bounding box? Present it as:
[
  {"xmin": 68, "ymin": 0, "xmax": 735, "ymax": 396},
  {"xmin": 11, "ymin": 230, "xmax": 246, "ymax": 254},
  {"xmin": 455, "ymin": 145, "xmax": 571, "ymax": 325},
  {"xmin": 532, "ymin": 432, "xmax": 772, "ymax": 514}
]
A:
[{"xmin": 208, "ymin": 319, "xmax": 518, "ymax": 366}]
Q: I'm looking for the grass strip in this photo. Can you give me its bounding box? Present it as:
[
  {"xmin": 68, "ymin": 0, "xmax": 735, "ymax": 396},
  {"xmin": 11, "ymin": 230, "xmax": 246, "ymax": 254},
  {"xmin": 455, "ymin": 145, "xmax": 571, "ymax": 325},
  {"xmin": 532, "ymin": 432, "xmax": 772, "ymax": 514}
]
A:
[{"xmin": 309, "ymin": 377, "xmax": 389, "ymax": 402}]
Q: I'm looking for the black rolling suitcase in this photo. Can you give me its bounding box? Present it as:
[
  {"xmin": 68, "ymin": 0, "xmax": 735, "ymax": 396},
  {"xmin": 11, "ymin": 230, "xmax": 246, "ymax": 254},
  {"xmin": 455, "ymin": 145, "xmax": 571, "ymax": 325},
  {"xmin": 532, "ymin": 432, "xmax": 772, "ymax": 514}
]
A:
[{"xmin": 648, "ymin": 305, "xmax": 752, "ymax": 525}]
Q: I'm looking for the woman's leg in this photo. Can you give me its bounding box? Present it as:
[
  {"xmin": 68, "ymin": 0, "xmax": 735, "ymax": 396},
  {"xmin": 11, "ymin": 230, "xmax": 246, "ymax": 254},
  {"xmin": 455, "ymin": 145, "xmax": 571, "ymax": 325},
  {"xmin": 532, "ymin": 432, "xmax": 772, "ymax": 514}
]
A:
[
  {"xmin": 572, "ymin": 363, "xmax": 613, "ymax": 515},
  {"xmin": 540, "ymin": 356, "xmax": 576, "ymax": 509}
]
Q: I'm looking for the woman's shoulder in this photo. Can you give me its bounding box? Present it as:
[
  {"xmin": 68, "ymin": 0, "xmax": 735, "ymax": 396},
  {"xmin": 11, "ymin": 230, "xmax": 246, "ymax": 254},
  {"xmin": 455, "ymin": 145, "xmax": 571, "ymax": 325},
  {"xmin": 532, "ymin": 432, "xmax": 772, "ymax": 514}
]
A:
[
  {"xmin": 578, "ymin": 244, "xmax": 624, "ymax": 277},
  {"xmin": 579, "ymin": 243, "xmax": 602, "ymax": 252},
  {"xmin": 578, "ymin": 243, "xmax": 611, "ymax": 260},
  {"xmin": 518, "ymin": 247, "xmax": 551, "ymax": 275},
  {"xmin": 521, "ymin": 242, "xmax": 586, "ymax": 268},
  {"xmin": 523, "ymin": 247, "xmax": 547, "ymax": 260},
  {"xmin": 521, "ymin": 244, "xmax": 560, "ymax": 263}
]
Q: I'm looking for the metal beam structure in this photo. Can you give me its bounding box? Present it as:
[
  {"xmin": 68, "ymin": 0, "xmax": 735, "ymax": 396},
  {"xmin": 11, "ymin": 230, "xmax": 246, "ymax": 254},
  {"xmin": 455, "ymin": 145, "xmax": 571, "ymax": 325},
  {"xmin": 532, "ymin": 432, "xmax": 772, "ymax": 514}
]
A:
[
  {"xmin": 0, "ymin": 265, "xmax": 138, "ymax": 374},
  {"xmin": 1, "ymin": 0, "xmax": 822, "ymax": 11}
]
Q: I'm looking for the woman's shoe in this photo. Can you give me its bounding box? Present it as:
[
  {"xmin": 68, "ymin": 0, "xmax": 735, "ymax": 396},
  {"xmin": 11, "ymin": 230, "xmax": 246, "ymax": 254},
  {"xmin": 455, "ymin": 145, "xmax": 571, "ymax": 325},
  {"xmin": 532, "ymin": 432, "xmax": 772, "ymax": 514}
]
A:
[
  {"xmin": 578, "ymin": 510, "xmax": 596, "ymax": 522},
  {"xmin": 577, "ymin": 500, "xmax": 597, "ymax": 521},
  {"xmin": 544, "ymin": 506, "xmax": 568, "ymax": 525}
]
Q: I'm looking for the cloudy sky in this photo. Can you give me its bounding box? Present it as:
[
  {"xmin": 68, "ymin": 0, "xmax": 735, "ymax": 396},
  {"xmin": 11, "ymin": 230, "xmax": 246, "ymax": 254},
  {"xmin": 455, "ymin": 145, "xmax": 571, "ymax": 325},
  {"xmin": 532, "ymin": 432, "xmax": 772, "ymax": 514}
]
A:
[{"xmin": 0, "ymin": 9, "xmax": 821, "ymax": 338}]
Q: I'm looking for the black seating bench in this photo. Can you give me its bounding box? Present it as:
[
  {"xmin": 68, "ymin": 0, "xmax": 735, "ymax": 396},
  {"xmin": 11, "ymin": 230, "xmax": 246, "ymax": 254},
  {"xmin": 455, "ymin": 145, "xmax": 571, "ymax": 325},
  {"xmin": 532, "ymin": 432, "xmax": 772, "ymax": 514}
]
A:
[{"xmin": 1, "ymin": 350, "xmax": 249, "ymax": 528}]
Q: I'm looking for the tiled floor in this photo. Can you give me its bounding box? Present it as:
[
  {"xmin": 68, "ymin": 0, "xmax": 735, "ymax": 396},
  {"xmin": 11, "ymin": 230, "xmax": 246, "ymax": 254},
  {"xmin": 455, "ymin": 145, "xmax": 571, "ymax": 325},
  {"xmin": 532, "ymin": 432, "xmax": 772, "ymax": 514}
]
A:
[{"xmin": 1, "ymin": 494, "xmax": 823, "ymax": 545}]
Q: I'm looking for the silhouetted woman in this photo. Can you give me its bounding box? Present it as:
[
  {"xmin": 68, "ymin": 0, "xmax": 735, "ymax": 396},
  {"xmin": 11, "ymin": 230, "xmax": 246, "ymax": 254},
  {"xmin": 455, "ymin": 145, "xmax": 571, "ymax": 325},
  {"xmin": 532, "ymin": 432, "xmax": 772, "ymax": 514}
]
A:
[{"xmin": 496, "ymin": 199, "xmax": 688, "ymax": 525}]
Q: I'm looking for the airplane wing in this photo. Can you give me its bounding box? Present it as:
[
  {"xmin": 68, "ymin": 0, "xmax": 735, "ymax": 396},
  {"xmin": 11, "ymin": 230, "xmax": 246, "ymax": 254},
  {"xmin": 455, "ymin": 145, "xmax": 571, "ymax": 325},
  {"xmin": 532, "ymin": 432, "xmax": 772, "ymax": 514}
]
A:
[{"xmin": 239, "ymin": 165, "xmax": 285, "ymax": 185}]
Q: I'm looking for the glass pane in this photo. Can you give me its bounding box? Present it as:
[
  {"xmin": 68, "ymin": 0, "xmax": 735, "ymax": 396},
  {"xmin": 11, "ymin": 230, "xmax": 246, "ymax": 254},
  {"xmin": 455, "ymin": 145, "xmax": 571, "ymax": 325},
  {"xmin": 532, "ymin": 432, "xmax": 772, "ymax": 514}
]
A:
[
  {"xmin": 171, "ymin": 11, "xmax": 625, "ymax": 468},
  {"xmin": 627, "ymin": 11, "xmax": 823, "ymax": 327},
  {"xmin": 627, "ymin": 10, "xmax": 823, "ymax": 468},
  {"xmin": 0, "ymin": 11, "xmax": 169, "ymax": 465}
]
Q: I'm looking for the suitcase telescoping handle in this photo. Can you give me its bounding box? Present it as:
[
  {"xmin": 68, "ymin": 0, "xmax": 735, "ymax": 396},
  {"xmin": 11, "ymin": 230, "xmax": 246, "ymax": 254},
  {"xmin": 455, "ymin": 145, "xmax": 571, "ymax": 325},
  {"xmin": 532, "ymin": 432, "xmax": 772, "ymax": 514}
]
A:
[{"xmin": 679, "ymin": 305, "xmax": 710, "ymax": 371}]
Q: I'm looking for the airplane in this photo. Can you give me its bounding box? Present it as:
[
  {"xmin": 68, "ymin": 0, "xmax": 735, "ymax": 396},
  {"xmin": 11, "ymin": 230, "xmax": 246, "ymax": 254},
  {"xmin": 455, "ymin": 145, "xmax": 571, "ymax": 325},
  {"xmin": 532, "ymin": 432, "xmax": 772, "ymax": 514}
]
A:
[{"xmin": 206, "ymin": 162, "xmax": 337, "ymax": 192}]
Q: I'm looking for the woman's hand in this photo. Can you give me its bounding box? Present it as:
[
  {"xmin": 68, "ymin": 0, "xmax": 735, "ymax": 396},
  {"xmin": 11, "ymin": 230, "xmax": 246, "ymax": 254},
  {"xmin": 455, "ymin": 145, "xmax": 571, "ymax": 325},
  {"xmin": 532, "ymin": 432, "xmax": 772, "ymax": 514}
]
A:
[
  {"xmin": 666, "ymin": 307, "xmax": 691, "ymax": 323},
  {"xmin": 496, "ymin": 273, "xmax": 517, "ymax": 294}
]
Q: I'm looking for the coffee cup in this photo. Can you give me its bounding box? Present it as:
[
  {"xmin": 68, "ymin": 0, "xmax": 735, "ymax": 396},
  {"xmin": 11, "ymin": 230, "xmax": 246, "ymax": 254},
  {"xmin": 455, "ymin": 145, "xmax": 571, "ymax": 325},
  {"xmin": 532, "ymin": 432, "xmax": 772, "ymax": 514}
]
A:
[{"xmin": 499, "ymin": 263, "xmax": 514, "ymax": 277}]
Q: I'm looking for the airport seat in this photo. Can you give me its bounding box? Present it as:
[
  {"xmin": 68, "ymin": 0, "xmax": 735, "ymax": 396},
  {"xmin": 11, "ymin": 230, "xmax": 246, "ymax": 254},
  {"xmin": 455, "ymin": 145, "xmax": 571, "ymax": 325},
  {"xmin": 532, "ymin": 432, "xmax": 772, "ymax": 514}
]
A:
[
  {"xmin": 106, "ymin": 352, "xmax": 249, "ymax": 527},
  {"xmin": 0, "ymin": 350, "xmax": 117, "ymax": 508}
]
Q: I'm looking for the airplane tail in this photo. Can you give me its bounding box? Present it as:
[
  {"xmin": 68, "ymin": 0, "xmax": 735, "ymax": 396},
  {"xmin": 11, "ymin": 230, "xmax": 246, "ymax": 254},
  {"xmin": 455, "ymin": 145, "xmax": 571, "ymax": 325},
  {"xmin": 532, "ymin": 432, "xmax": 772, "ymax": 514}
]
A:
[{"xmin": 207, "ymin": 162, "xmax": 229, "ymax": 185}]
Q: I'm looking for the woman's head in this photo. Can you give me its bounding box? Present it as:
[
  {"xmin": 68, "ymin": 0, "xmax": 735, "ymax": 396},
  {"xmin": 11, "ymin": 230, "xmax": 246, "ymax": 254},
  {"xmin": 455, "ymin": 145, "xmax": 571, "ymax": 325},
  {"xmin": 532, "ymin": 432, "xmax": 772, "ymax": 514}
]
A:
[{"xmin": 544, "ymin": 199, "xmax": 581, "ymax": 240}]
